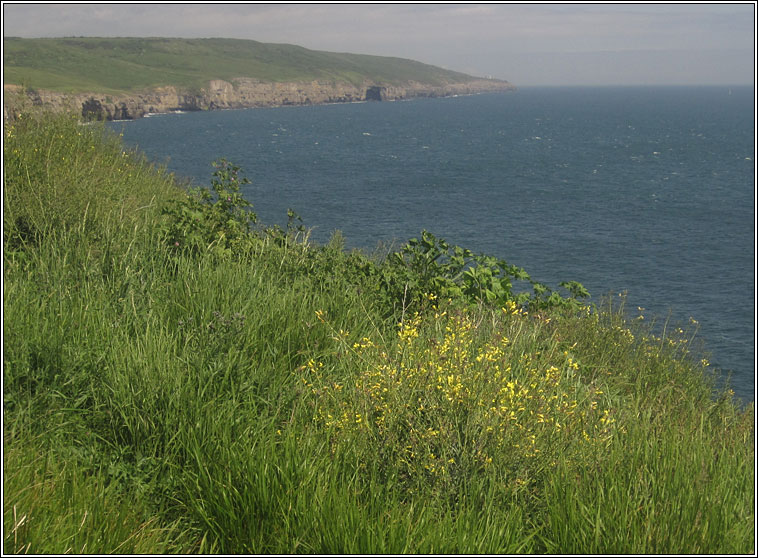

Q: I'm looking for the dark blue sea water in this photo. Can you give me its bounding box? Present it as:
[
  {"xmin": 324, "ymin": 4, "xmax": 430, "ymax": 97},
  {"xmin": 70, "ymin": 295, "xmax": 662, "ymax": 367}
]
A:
[{"xmin": 109, "ymin": 86, "xmax": 756, "ymax": 403}]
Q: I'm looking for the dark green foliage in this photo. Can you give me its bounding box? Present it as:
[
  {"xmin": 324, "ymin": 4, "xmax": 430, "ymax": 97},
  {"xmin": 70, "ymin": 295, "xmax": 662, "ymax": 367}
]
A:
[
  {"xmin": 157, "ymin": 168, "xmax": 589, "ymax": 317},
  {"xmin": 160, "ymin": 158, "xmax": 256, "ymax": 257},
  {"xmin": 386, "ymin": 229, "xmax": 590, "ymax": 311}
]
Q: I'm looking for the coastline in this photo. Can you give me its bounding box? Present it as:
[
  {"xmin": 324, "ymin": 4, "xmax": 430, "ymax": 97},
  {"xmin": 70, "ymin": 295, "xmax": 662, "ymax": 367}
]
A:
[{"xmin": 4, "ymin": 77, "xmax": 515, "ymax": 121}]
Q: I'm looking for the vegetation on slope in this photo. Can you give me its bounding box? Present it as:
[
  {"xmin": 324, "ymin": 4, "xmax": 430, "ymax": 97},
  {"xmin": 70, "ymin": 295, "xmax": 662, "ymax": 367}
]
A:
[
  {"xmin": 3, "ymin": 111, "xmax": 753, "ymax": 554},
  {"xmin": 3, "ymin": 37, "xmax": 484, "ymax": 94}
]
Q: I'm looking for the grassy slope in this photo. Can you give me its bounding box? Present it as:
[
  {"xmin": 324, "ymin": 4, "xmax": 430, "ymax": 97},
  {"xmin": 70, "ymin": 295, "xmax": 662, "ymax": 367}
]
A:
[
  {"xmin": 3, "ymin": 112, "xmax": 753, "ymax": 554},
  {"xmin": 3, "ymin": 37, "xmax": 481, "ymax": 94}
]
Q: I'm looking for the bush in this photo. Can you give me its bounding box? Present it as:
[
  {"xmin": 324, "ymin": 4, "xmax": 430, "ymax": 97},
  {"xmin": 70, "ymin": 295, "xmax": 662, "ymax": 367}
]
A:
[
  {"xmin": 159, "ymin": 158, "xmax": 257, "ymax": 257},
  {"xmin": 387, "ymin": 229, "xmax": 590, "ymax": 312}
]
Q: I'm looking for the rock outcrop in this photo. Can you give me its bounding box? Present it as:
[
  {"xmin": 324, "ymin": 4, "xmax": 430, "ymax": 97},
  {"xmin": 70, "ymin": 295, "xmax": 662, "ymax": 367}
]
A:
[{"xmin": 4, "ymin": 77, "xmax": 515, "ymax": 121}]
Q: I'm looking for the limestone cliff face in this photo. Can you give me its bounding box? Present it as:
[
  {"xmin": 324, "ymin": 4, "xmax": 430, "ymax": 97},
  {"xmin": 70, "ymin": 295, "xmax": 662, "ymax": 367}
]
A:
[{"xmin": 4, "ymin": 77, "xmax": 515, "ymax": 121}]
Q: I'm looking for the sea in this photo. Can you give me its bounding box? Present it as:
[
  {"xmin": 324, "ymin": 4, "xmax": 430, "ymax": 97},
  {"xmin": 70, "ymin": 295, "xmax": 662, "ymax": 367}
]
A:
[{"xmin": 108, "ymin": 86, "xmax": 756, "ymax": 403}]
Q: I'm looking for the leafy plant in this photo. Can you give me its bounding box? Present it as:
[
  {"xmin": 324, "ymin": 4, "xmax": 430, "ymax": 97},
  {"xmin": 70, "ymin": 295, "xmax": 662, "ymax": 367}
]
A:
[
  {"xmin": 388, "ymin": 230, "xmax": 589, "ymax": 311},
  {"xmin": 264, "ymin": 208, "xmax": 310, "ymax": 247},
  {"xmin": 160, "ymin": 158, "xmax": 256, "ymax": 257}
]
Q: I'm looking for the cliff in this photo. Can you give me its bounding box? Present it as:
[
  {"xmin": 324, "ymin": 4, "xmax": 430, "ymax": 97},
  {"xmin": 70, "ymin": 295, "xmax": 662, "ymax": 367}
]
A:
[{"xmin": 4, "ymin": 77, "xmax": 515, "ymax": 121}]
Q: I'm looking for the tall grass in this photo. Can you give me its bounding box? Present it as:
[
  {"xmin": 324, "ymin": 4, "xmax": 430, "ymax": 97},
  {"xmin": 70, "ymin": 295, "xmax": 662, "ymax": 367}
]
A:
[
  {"xmin": 3, "ymin": 434, "xmax": 197, "ymax": 554},
  {"xmin": 3, "ymin": 111, "xmax": 754, "ymax": 554}
]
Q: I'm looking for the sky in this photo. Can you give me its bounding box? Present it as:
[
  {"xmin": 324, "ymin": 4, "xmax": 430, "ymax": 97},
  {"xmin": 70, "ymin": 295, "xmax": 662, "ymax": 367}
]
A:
[{"xmin": 2, "ymin": 2, "xmax": 755, "ymax": 86}]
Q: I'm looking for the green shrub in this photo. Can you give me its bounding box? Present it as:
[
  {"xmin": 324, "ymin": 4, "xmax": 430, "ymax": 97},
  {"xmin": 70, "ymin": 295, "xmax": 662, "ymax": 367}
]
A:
[
  {"xmin": 387, "ymin": 229, "xmax": 590, "ymax": 311},
  {"xmin": 159, "ymin": 158, "xmax": 257, "ymax": 258}
]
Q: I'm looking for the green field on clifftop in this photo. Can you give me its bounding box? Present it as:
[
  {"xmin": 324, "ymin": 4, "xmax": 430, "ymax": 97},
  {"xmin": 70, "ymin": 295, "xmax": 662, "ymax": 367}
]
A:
[{"xmin": 3, "ymin": 36, "xmax": 485, "ymax": 94}]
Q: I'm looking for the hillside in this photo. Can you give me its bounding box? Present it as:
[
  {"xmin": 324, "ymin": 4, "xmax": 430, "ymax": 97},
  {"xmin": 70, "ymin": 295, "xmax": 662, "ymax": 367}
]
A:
[
  {"xmin": 3, "ymin": 37, "xmax": 514, "ymax": 119},
  {"xmin": 3, "ymin": 110, "xmax": 752, "ymax": 555}
]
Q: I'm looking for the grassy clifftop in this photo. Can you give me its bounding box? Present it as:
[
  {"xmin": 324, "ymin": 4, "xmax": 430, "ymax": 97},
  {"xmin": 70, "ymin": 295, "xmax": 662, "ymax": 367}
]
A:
[
  {"xmin": 2, "ymin": 111, "xmax": 752, "ymax": 554},
  {"xmin": 3, "ymin": 36, "xmax": 491, "ymax": 94}
]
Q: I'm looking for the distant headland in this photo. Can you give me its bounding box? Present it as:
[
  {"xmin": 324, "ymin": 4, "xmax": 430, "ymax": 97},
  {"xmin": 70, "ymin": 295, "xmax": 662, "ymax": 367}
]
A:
[{"xmin": 3, "ymin": 37, "xmax": 515, "ymax": 120}]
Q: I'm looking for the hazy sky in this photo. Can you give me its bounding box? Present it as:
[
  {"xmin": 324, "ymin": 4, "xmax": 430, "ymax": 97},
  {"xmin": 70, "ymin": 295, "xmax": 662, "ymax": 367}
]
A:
[{"xmin": 2, "ymin": 2, "xmax": 755, "ymax": 86}]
